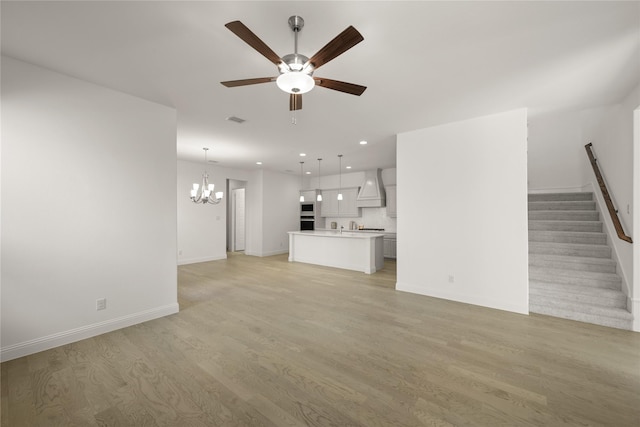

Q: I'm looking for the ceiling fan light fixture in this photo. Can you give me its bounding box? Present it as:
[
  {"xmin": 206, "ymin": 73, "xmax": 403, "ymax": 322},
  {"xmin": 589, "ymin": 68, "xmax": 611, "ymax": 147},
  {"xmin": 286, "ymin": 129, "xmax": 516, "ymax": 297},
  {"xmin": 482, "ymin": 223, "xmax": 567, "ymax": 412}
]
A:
[{"xmin": 276, "ymin": 72, "xmax": 315, "ymax": 94}]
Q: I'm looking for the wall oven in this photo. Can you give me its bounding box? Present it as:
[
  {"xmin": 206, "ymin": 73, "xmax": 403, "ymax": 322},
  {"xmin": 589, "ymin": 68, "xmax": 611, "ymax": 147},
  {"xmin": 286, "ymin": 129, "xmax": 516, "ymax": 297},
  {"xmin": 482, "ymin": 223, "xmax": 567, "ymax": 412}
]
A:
[{"xmin": 300, "ymin": 217, "xmax": 315, "ymax": 231}]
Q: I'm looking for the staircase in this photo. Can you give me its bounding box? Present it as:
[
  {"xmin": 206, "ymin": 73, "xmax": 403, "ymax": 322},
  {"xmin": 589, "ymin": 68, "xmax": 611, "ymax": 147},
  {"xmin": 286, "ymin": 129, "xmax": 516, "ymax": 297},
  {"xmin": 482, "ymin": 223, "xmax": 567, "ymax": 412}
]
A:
[{"xmin": 528, "ymin": 192, "xmax": 633, "ymax": 330}]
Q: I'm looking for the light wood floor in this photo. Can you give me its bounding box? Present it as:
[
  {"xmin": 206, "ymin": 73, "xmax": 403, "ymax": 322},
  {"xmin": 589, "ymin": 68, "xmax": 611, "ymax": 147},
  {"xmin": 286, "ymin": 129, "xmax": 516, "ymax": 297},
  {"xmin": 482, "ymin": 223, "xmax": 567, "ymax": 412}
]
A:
[{"xmin": 2, "ymin": 253, "xmax": 640, "ymax": 426}]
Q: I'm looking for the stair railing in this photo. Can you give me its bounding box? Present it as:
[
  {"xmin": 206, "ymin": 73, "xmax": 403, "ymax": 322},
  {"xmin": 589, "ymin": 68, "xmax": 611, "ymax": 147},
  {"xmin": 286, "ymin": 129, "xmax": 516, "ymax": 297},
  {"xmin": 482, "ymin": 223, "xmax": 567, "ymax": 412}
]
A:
[{"xmin": 584, "ymin": 142, "xmax": 632, "ymax": 243}]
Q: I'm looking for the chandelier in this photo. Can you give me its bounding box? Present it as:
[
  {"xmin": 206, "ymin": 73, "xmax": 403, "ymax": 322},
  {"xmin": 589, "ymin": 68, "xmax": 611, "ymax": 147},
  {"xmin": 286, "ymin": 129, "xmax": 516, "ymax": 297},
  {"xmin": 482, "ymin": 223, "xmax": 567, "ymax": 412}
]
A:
[{"xmin": 190, "ymin": 148, "xmax": 223, "ymax": 205}]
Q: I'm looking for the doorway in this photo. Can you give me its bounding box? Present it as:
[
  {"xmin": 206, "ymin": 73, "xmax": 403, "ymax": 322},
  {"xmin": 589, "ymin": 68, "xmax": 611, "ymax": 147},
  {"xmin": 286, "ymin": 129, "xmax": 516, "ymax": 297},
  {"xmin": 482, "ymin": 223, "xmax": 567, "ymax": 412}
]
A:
[{"xmin": 227, "ymin": 179, "xmax": 247, "ymax": 252}]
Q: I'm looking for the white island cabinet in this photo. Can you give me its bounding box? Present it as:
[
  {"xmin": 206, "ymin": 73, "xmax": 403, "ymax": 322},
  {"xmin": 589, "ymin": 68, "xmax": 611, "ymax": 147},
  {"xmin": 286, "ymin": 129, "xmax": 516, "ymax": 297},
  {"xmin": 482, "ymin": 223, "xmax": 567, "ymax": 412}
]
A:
[{"xmin": 288, "ymin": 231, "xmax": 384, "ymax": 274}]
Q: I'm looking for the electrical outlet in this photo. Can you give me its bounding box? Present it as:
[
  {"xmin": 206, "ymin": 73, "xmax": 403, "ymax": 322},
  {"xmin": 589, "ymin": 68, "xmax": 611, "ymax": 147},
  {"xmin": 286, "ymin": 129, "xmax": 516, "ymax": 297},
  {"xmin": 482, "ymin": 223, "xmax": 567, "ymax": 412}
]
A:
[
  {"xmin": 448, "ymin": 275, "xmax": 455, "ymax": 283},
  {"xmin": 96, "ymin": 298, "xmax": 107, "ymax": 311}
]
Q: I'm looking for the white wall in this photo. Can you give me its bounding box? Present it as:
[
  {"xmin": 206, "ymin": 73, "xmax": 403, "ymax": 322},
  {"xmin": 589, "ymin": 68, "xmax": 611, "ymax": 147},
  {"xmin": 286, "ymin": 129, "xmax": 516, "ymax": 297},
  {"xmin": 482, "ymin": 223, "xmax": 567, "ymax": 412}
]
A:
[
  {"xmin": 580, "ymin": 83, "xmax": 640, "ymax": 236},
  {"xmin": 580, "ymin": 84, "xmax": 640, "ymax": 305},
  {"xmin": 1, "ymin": 57, "xmax": 178, "ymax": 361},
  {"xmin": 260, "ymin": 170, "xmax": 300, "ymax": 256},
  {"xmin": 178, "ymin": 161, "xmax": 237, "ymax": 263},
  {"xmin": 634, "ymin": 108, "xmax": 640, "ymax": 330},
  {"xmin": 528, "ymin": 110, "xmax": 584, "ymax": 191},
  {"xmin": 397, "ymin": 109, "xmax": 529, "ymax": 314}
]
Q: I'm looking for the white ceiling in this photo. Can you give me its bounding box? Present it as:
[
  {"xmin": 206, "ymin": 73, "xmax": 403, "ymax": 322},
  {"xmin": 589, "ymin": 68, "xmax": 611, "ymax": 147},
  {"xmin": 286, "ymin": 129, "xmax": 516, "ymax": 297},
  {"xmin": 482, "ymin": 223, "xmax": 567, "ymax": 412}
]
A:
[{"xmin": 2, "ymin": 1, "xmax": 639, "ymax": 176}]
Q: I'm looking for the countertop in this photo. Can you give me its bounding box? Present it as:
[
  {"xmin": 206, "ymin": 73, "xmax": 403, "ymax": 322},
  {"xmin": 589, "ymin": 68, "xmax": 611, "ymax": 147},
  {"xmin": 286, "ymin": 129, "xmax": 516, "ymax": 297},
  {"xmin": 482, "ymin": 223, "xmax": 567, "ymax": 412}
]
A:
[
  {"xmin": 316, "ymin": 228, "xmax": 396, "ymax": 237},
  {"xmin": 288, "ymin": 230, "xmax": 384, "ymax": 239}
]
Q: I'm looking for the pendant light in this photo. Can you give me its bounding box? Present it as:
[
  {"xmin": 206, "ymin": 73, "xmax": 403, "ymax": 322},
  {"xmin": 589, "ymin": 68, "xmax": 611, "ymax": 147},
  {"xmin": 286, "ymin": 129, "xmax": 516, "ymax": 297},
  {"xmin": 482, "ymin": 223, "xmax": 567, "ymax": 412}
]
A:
[
  {"xmin": 337, "ymin": 154, "xmax": 343, "ymax": 201},
  {"xmin": 316, "ymin": 158, "xmax": 323, "ymax": 201},
  {"xmin": 299, "ymin": 161, "xmax": 305, "ymax": 202},
  {"xmin": 190, "ymin": 148, "xmax": 224, "ymax": 205}
]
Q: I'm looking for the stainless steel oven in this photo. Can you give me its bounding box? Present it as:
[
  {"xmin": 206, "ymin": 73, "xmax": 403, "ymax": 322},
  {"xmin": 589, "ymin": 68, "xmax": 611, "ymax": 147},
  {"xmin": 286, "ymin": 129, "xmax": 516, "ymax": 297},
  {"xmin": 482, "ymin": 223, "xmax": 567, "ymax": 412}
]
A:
[{"xmin": 300, "ymin": 217, "xmax": 315, "ymax": 231}]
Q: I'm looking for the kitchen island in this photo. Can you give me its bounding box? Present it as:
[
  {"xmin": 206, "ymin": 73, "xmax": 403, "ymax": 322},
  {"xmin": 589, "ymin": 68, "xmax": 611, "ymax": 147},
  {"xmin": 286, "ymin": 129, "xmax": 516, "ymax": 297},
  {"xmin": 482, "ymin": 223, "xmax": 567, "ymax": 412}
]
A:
[{"xmin": 288, "ymin": 230, "xmax": 384, "ymax": 274}]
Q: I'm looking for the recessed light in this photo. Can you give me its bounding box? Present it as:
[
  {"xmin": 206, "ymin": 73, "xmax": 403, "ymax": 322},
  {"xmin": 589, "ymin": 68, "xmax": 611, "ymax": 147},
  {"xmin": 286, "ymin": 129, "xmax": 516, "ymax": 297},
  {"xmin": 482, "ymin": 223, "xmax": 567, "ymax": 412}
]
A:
[
  {"xmin": 359, "ymin": 140, "xmax": 368, "ymax": 145},
  {"xmin": 305, "ymin": 171, "xmax": 311, "ymax": 175},
  {"xmin": 256, "ymin": 161, "xmax": 262, "ymax": 165},
  {"xmin": 300, "ymin": 153, "xmax": 306, "ymax": 157},
  {"xmin": 346, "ymin": 166, "xmax": 352, "ymax": 169}
]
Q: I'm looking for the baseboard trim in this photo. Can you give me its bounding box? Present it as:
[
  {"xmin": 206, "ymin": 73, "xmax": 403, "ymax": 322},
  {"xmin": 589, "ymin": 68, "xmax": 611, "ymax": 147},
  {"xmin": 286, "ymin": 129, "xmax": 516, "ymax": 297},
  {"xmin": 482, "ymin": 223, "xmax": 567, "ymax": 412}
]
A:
[
  {"xmin": 177, "ymin": 254, "xmax": 227, "ymax": 265},
  {"xmin": 396, "ymin": 281, "xmax": 529, "ymax": 315},
  {"xmin": 631, "ymin": 298, "xmax": 640, "ymax": 332},
  {"xmin": 245, "ymin": 249, "xmax": 289, "ymax": 258},
  {"xmin": 261, "ymin": 249, "xmax": 289, "ymax": 257},
  {"xmin": 0, "ymin": 303, "xmax": 180, "ymax": 362}
]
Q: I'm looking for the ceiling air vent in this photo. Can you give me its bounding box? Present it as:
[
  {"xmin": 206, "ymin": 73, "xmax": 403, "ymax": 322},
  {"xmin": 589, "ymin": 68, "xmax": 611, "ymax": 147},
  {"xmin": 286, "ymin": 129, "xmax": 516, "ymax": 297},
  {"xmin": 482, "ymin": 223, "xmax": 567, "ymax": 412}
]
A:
[{"xmin": 226, "ymin": 116, "xmax": 246, "ymax": 124}]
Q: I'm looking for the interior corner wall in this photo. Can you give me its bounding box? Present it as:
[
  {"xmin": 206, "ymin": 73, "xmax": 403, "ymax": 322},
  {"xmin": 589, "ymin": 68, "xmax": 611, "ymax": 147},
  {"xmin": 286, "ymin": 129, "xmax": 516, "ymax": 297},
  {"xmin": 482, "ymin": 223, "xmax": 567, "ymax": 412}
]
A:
[
  {"xmin": 1, "ymin": 57, "xmax": 178, "ymax": 361},
  {"xmin": 397, "ymin": 108, "xmax": 529, "ymax": 314},
  {"xmin": 579, "ymin": 83, "xmax": 640, "ymax": 301},
  {"xmin": 245, "ymin": 169, "xmax": 264, "ymax": 257},
  {"xmin": 527, "ymin": 110, "xmax": 584, "ymax": 192},
  {"xmin": 260, "ymin": 170, "xmax": 300, "ymax": 256},
  {"xmin": 633, "ymin": 107, "xmax": 640, "ymax": 331}
]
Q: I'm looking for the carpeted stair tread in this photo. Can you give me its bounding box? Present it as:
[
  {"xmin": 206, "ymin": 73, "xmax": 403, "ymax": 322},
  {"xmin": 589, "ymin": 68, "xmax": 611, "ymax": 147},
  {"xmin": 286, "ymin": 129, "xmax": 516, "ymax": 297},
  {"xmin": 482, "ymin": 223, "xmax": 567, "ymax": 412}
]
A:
[
  {"xmin": 528, "ymin": 230, "xmax": 606, "ymax": 244},
  {"xmin": 530, "ymin": 304, "xmax": 632, "ymax": 330},
  {"xmin": 528, "ymin": 220, "xmax": 603, "ymax": 232},
  {"xmin": 530, "ymin": 297, "xmax": 631, "ymax": 320},
  {"xmin": 529, "ymin": 265, "xmax": 620, "ymax": 284},
  {"xmin": 528, "ymin": 192, "xmax": 593, "ymax": 202},
  {"xmin": 529, "ymin": 221, "xmax": 603, "ymax": 233},
  {"xmin": 529, "ymin": 281, "xmax": 626, "ymax": 307},
  {"xmin": 528, "ymin": 211, "xmax": 600, "ymax": 221},
  {"xmin": 529, "ymin": 200, "xmax": 596, "ymax": 211},
  {"xmin": 529, "ymin": 241, "xmax": 611, "ymax": 258},
  {"xmin": 528, "ymin": 253, "xmax": 616, "ymax": 273},
  {"xmin": 529, "ymin": 271, "xmax": 620, "ymax": 289}
]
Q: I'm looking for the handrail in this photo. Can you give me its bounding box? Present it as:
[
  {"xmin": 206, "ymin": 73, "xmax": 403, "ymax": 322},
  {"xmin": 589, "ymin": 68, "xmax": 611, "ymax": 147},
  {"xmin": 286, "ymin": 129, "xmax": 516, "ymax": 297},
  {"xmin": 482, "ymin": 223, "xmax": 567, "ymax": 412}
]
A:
[{"xmin": 584, "ymin": 143, "xmax": 632, "ymax": 243}]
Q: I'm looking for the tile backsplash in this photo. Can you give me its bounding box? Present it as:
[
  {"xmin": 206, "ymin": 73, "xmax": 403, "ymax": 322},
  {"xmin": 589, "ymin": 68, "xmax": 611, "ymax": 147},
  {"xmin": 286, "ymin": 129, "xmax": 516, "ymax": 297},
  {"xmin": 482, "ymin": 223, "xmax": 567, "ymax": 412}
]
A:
[{"xmin": 325, "ymin": 207, "xmax": 397, "ymax": 232}]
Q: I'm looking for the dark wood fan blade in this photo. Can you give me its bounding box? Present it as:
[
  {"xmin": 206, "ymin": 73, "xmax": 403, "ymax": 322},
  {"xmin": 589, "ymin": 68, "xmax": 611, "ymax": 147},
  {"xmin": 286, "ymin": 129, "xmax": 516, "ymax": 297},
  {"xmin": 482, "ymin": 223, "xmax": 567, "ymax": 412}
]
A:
[
  {"xmin": 313, "ymin": 77, "xmax": 367, "ymax": 96},
  {"xmin": 225, "ymin": 21, "xmax": 282, "ymax": 65},
  {"xmin": 289, "ymin": 94, "xmax": 302, "ymax": 111},
  {"xmin": 306, "ymin": 26, "xmax": 363, "ymax": 70},
  {"xmin": 221, "ymin": 77, "xmax": 275, "ymax": 88}
]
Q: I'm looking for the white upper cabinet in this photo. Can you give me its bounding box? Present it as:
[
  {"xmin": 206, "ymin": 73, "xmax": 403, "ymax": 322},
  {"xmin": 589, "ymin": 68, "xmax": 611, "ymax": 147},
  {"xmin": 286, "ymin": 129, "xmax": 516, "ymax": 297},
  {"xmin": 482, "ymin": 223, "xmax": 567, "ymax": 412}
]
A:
[
  {"xmin": 320, "ymin": 187, "xmax": 360, "ymax": 217},
  {"xmin": 320, "ymin": 189, "xmax": 338, "ymax": 217},
  {"xmin": 386, "ymin": 185, "xmax": 397, "ymax": 218}
]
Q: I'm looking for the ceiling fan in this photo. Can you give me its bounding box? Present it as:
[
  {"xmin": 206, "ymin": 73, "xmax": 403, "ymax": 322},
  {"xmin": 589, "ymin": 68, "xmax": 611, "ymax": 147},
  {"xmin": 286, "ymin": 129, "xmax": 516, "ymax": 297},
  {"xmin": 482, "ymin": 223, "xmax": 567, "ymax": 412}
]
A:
[{"xmin": 221, "ymin": 16, "xmax": 366, "ymax": 111}]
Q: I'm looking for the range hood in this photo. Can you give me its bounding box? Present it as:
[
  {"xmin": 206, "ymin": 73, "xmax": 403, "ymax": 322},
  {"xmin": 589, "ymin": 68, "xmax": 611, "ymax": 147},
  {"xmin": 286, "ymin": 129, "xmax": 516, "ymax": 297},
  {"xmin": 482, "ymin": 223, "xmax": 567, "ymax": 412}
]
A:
[{"xmin": 356, "ymin": 169, "xmax": 386, "ymax": 208}]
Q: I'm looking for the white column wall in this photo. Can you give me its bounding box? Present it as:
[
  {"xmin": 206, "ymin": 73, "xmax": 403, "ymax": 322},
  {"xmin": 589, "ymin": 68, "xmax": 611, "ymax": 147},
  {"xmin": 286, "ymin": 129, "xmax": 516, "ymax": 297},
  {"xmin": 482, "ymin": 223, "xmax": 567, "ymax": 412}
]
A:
[
  {"xmin": 1, "ymin": 57, "xmax": 178, "ymax": 361},
  {"xmin": 260, "ymin": 170, "xmax": 301, "ymax": 256},
  {"xmin": 397, "ymin": 109, "xmax": 529, "ymax": 314}
]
